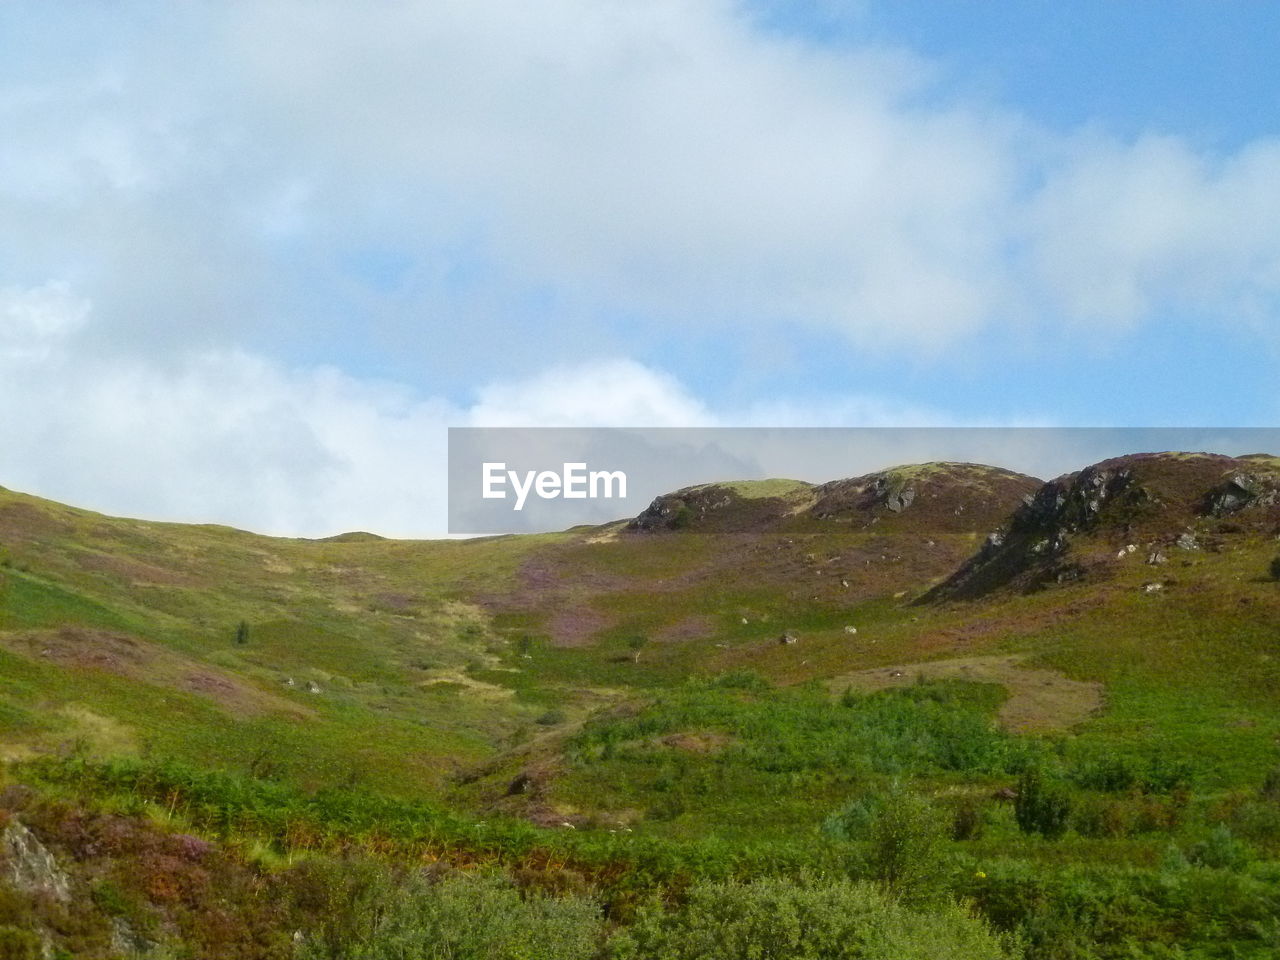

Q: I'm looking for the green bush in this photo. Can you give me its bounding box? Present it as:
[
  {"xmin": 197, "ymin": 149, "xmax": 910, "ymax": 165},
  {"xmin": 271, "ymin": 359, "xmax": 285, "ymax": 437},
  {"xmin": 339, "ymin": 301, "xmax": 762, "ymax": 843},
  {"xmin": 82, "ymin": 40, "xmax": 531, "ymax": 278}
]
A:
[
  {"xmin": 573, "ymin": 678, "xmax": 1031, "ymax": 779},
  {"xmin": 1072, "ymin": 796, "xmax": 1131, "ymax": 839},
  {"xmin": 951, "ymin": 797, "xmax": 988, "ymax": 841},
  {"xmin": 1067, "ymin": 750, "xmax": 1193, "ymax": 794},
  {"xmin": 864, "ymin": 788, "xmax": 948, "ymax": 902},
  {"xmin": 1269, "ymin": 555, "xmax": 1280, "ymax": 581},
  {"xmin": 1187, "ymin": 825, "xmax": 1254, "ymax": 871},
  {"xmin": 822, "ymin": 791, "xmax": 886, "ymax": 843},
  {"xmin": 0, "ymin": 926, "xmax": 44, "ymax": 960},
  {"xmin": 608, "ymin": 875, "xmax": 1013, "ymax": 960},
  {"xmin": 300, "ymin": 871, "xmax": 603, "ymax": 960},
  {"xmin": 1262, "ymin": 766, "xmax": 1280, "ymax": 802},
  {"xmin": 1014, "ymin": 767, "xmax": 1072, "ymax": 839},
  {"xmin": 287, "ymin": 857, "xmax": 398, "ymax": 958},
  {"xmin": 1067, "ymin": 755, "xmax": 1137, "ymax": 792},
  {"xmin": 1229, "ymin": 799, "xmax": 1280, "ymax": 854}
]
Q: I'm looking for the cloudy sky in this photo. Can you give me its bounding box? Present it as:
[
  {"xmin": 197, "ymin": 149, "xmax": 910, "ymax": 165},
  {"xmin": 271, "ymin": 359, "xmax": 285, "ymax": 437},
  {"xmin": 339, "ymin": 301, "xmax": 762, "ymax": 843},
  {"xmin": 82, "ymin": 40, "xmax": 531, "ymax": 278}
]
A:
[{"xmin": 3, "ymin": 1, "xmax": 1280, "ymax": 535}]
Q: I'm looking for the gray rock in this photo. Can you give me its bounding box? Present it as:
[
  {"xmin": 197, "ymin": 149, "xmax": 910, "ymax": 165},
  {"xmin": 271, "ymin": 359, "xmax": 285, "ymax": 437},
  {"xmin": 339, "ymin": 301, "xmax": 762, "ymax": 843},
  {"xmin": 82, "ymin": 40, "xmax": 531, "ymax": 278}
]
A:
[
  {"xmin": 1176, "ymin": 532, "xmax": 1200, "ymax": 551},
  {"xmin": 111, "ymin": 916, "xmax": 162, "ymax": 958},
  {"xmin": 885, "ymin": 487, "xmax": 916, "ymax": 513},
  {"xmin": 2, "ymin": 820, "xmax": 70, "ymax": 902}
]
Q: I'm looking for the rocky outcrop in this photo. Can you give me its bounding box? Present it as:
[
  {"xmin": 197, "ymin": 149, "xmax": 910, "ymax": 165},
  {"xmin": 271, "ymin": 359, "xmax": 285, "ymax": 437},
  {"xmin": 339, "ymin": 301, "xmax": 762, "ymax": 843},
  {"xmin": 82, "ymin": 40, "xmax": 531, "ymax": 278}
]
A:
[
  {"xmin": 628, "ymin": 482, "xmax": 810, "ymax": 532},
  {"xmin": 628, "ymin": 463, "xmax": 1040, "ymax": 535},
  {"xmin": 2, "ymin": 819, "xmax": 70, "ymax": 902},
  {"xmin": 1203, "ymin": 472, "xmax": 1280, "ymax": 517},
  {"xmin": 808, "ymin": 464, "xmax": 1040, "ymax": 532},
  {"xmin": 923, "ymin": 453, "xmax": 1280, "ymax": 602}
]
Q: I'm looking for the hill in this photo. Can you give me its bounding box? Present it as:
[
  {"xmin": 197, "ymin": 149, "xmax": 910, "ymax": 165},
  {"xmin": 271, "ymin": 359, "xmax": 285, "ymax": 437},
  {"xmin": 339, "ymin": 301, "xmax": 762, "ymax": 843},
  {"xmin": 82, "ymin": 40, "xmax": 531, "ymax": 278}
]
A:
[
  {"xmin": 926, "ymin": 452, "xmax": 1280, "ymax": 600},
  {"xmin": 627, "ymin": 462, "xmax": 1040, "ymax": 533},
  {"xmin": 2, "ymin": 453, "xmax": 1280, "ymax": 958}
]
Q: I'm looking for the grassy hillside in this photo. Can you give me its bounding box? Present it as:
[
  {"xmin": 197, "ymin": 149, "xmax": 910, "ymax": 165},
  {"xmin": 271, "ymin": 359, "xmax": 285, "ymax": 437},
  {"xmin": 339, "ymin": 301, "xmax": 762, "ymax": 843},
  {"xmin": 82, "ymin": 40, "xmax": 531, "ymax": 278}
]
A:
[{"xmin": 2, "ymin": 453, "xmax": 1280, "ymax": 958}]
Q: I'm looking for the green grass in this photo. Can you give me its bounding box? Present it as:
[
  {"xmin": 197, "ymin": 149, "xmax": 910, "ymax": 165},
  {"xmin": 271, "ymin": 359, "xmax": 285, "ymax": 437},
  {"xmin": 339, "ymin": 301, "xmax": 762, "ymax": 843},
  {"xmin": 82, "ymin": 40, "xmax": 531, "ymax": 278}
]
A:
[{"xmin": 690, "ymin": 478, "xmax": 813, "ymax": 500}]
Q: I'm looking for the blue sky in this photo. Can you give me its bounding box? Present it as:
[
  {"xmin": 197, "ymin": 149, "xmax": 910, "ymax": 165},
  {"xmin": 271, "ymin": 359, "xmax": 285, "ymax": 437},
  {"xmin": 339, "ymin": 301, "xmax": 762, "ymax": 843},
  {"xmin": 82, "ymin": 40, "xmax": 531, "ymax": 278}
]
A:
[
  {"xmin": 760, "ymin": 1, "xmax": 1280, "ymax": 146},
  {"xmin": 1, "ymin": 1, "xmax": 1278, "ymax": 534}
]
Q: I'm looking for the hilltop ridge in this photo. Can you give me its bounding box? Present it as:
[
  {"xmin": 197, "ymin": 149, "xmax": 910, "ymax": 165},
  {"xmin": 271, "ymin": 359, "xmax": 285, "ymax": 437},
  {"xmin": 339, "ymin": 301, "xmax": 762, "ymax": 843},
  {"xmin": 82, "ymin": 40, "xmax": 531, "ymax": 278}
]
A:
[
  {"xmin": 925, "ymin": 451, "xmax": 1280, "ymax": 601},
  {"xmin": 628, "ymin": 462, "xmax": 1041, "ymax": 534}
]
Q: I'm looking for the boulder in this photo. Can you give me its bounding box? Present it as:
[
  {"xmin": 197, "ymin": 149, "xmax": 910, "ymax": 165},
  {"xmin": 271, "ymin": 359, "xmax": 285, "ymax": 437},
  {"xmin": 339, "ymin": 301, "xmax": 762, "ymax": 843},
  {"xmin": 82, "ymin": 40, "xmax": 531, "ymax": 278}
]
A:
[{"xmin": 2, "ymin": 820, "xmax": 70, "ymax": 902}]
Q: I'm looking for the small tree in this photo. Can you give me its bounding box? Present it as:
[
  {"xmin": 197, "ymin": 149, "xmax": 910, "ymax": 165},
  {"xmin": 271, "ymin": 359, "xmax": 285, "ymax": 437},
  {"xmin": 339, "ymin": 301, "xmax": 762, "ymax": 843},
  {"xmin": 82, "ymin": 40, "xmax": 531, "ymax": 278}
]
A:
[
  {"xmin": 626, "ymin": 635, "xmax": 649, "ymax": 664},
  {"xmin": 235, "ymin": 620, "xmax": 250, "ymax": 645}
]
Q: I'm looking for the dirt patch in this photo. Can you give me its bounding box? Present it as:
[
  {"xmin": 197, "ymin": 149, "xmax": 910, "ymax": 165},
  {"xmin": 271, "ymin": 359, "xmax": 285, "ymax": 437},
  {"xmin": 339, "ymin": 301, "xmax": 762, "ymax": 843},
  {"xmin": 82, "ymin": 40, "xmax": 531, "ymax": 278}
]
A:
[{"xmin": 828, "ymin": 654, "xmax": 1104, "ymax": 734}]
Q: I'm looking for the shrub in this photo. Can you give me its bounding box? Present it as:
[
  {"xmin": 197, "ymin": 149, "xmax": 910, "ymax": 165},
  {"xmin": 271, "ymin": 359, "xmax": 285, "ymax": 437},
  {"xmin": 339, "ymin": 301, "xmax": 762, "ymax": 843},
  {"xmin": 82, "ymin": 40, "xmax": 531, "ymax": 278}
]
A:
[
  {"xmin": 864, "ymin": 788, "xmax": 948, "ymax": 902},
  {"xmin": 950, "ymin": 797, "xmax": 987, "ymax": 841},
  {"xmin": 1067, "ymin": 751, "xmax": 1193, "ymax": 794},
  {"xmin": 1068, "ymin": 755, "xmax": 1137, "ymax": 792},
  {"xmin": 287, "ymin": 857, "xmax": 397, "ymax": 957},
  {"xmin": 1228, "ymin": 800, "xmax": 1280, "ymax": 854},
  {"xmin": 1187, "ymin": 825, "xmax": 1254, "ymax": 871},
  {"xmin": 1261, "ymin": 766, "xmax": 1280, "ymax": 803},
  {"xmin": 0, "ymin": 926, "xmax": 43, "ymax": 960},
  {"xmin": 1014, "ymin": 767, "xmax": 1072, "ymax": 839},
  {"xmin": 1072, "ymin": 796, "xmax": 1130, "ymax": 838},
  {"xmin": 1270, "ymin": 555, "xmax": 1280, "ymax": 581},
  {"xmin": 822, "ymin": 792, "xmax": 886, "ymax": 843},
  {"xmin": 315, "ymin": 872, "xmax": 603, "ymax": 960},
  {"xmin": 607, "ymin": 875, "xmax": 1013, "ymax": 960}
]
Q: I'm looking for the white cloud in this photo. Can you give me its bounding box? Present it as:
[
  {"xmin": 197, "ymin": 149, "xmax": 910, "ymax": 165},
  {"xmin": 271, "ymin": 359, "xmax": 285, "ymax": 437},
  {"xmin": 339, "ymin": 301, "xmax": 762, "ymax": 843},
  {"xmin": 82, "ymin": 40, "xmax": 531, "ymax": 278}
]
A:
[
  {"xmin": 0, "ymin": 286, "xmax": 972, "ymax": 535},
  {"xmin": 469, "ymin": 359, "xmax": 713, "ymax": 427},
  {"xmin": 3, "ymin": 1, "xmax": 1280, "ymax": 368},
  {"xmin": 0, "ymin": 283, "xmax": 89, "ymax": 360},
  {"xmin": 1028, "ymin": 134, "xmax": 1280, "ymax": 327},
  {"xmin": 226, "ymin": 0, "xmax": 1017, "ymax": 347}
]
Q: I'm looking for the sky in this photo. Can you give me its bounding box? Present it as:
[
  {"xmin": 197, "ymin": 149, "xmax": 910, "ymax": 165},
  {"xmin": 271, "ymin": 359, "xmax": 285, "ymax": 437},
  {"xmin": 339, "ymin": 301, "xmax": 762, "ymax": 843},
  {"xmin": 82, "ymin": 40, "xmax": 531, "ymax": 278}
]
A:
[{"xmin": 2, "ymin": 1, "xmax": 1279, "ymax": 536}]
